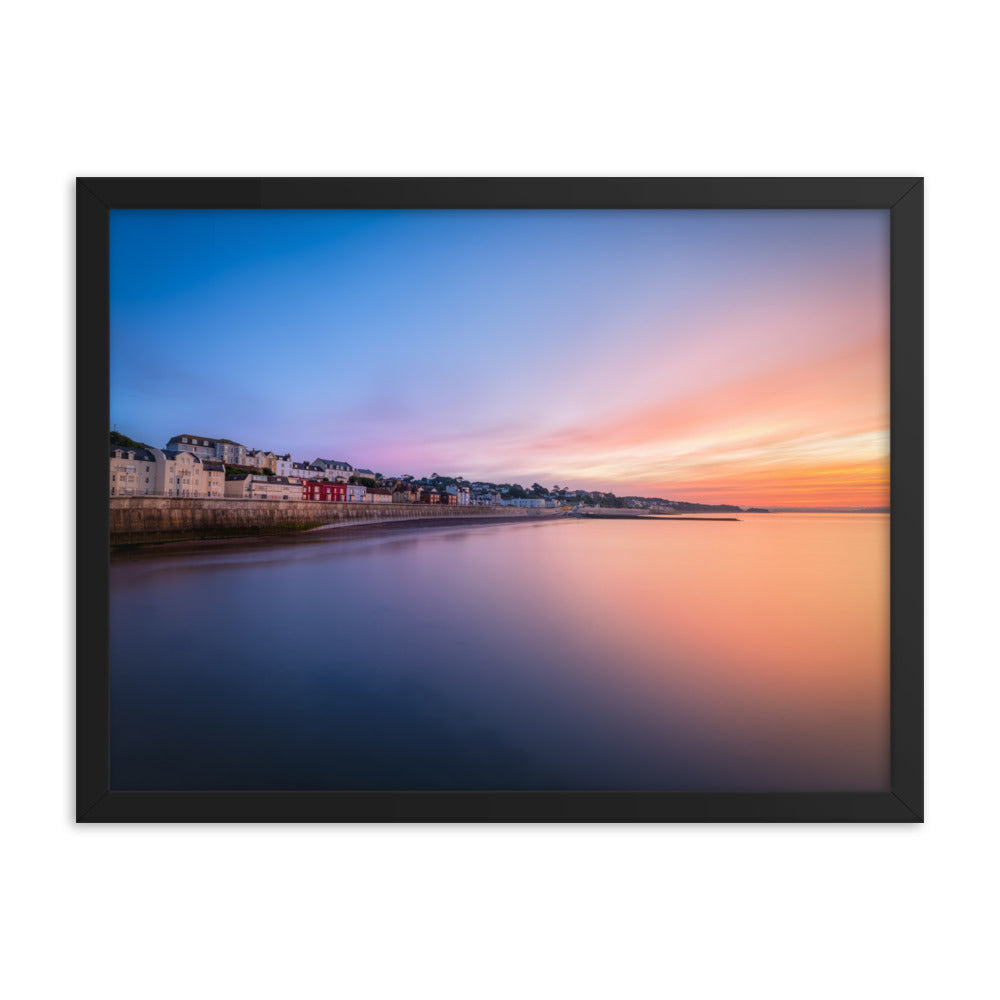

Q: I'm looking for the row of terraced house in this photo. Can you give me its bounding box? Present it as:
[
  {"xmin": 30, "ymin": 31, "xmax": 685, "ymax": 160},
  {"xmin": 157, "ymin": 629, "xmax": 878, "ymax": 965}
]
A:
[{"xmin": 110, "ymin": 433, "xmax": 481, "ymax": 505}]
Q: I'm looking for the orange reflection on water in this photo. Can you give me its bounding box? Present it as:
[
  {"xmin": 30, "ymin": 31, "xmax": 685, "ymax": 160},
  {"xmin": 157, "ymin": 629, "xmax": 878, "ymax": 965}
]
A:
[{"xmin": 521, "ymin": 513, "xmax": 890, "ymax": 790}]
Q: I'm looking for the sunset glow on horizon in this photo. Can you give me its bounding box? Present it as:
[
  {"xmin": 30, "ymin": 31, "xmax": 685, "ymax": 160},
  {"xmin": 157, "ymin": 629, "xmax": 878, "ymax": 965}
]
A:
[{"xmin": 111, "ymin": 209, "xmax": 889, "ymax": 508}]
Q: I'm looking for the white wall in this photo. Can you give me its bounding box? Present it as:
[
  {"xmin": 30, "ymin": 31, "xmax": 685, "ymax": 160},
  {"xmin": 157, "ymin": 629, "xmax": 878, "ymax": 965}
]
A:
[{"xmin": 4, "ymin": 4, "xmax": 996, "ymax": 1000}]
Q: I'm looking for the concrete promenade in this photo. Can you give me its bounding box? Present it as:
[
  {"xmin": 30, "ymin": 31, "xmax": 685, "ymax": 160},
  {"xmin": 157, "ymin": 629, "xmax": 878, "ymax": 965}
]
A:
[{"xmin": 110, "ymin": 496, "xmax": 555, "ymax": 546}]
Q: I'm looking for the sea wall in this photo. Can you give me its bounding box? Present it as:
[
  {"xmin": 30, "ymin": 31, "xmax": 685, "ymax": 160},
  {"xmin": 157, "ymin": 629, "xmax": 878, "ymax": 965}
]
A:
[{"xmin": 109, "ymin": 496, "xmax": 552, "ymax": 546}]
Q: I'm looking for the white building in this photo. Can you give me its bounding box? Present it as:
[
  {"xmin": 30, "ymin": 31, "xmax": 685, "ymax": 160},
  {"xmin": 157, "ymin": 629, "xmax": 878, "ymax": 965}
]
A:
[
  {"xmin": 312, "ymin": 458, "xmax": 354, "ymax": 479},
  {"xmin": 343, "ymin": 482, "xmax": 367, "ymax": 502},
  {"xmin": 292, "ymin": 462, "xmax": 324, "ymax": 480},
  {"xmin": 445, "ymin": 484, "xmax": 472, "ymax": 506},
  {"xmin": 166, "ymin": 434, "xmax": 248, "ymax": 466}
]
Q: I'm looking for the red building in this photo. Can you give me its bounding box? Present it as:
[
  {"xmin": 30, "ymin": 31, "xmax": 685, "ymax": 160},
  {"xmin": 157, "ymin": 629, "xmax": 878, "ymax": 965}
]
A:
[
  {"xmin": 302, "ymin": 481, "xmax": 366, "ymax": 502},
  {"xmin": 304, "ymin": 481, "xmax": 338, "ymax": 502}
]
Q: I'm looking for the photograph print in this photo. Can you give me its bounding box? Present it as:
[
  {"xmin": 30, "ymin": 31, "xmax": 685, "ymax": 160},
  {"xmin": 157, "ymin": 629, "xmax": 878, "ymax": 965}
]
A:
[{"xmin": 106, "ymin": 202, "xmax": 894, "ymax": 799}]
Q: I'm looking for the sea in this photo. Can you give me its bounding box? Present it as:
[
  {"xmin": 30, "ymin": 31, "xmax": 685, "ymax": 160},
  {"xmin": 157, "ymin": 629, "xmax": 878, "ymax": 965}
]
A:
[{"xmin": 109, "ymin": 513, "xmax": 889, "ymax": 791}]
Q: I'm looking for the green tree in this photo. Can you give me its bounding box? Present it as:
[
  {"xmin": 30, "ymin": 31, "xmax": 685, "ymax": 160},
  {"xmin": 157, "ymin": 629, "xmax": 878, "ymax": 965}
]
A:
[
  {"xmin": 224, "ymin": 464, "xmax": 260, "ymax": 477},
  {"xmin": 110, "ymin": 430, "xmax": 149, "ymax": 450}
]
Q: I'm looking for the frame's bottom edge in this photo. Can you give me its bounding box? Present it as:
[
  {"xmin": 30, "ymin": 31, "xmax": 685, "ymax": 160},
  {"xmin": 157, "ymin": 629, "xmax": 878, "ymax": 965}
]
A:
[{"xmin": 77, "ymin": 790, "xmax": 920, "ymax": 823}]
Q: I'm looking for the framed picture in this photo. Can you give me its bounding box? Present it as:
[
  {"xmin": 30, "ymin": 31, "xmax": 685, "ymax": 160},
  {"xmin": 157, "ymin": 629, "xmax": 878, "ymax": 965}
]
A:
[{"xmin": 77, "ymin": 177, "xmax": 922, "ymax": 822}]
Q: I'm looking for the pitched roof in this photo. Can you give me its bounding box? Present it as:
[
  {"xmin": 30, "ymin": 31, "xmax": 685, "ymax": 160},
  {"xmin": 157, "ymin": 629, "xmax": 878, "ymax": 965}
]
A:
[
  {"xmin": 109, "ymin": 446, "xmax": 156, "ymax": 462},
  {"xmin": 162, "ymin": 448, "xmax": 203, "ymax": 463},
  {"xmin": 167, "ymin": 435, "xmax": 247, "ymax": 448}
]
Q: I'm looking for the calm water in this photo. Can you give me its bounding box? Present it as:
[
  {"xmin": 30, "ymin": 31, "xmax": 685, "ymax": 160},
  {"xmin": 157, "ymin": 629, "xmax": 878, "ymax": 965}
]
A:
[{"xmin": 109, "ymin": 514, "xmax": 889, "ymax": 791}]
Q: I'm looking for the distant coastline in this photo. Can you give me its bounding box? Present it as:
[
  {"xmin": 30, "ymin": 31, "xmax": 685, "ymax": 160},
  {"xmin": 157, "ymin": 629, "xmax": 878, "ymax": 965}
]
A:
[{"xmin": 765, "ymin": 507, "xmax": 890, "ymax": 513}]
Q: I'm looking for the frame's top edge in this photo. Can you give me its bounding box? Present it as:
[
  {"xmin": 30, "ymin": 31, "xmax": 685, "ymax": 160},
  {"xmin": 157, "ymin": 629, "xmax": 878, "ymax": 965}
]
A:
[
  {"xmin": 75, "ymin": 175, "xmax": 924, "ymax": 181},
  {"xmin": 74, "ymin": 177, "xmax": 920, "ymax": 210}
]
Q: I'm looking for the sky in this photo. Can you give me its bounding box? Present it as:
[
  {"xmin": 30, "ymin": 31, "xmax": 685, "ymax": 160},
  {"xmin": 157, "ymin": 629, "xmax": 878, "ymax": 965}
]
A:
[{"xmin": 110, "ymin": 208, "xmax": 889, "ymax": 507}]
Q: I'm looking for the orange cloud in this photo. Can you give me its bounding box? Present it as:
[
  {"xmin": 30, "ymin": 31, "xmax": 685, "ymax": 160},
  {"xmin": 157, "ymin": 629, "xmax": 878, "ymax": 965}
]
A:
[{"xmin": 497, "ymin": 339, "xmax": 889, "ymax": 506}]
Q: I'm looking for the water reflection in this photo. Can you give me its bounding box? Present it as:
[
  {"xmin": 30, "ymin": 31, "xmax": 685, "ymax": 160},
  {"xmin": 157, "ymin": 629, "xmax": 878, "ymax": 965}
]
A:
[{"xmin": 110, "ymin": 515, "xmax": 889, "ymax": 790}]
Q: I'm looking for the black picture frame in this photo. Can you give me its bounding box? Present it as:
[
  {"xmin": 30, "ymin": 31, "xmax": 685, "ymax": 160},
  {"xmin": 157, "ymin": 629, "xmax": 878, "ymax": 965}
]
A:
[{"xmin": 77, "ymin": 177, "xmax": 923, "ymax": 823}]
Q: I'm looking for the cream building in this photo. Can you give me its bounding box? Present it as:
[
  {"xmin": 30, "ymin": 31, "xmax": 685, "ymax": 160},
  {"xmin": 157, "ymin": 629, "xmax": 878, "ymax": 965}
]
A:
[
  {"xmin": 202, "ymin": 461, "xmax": 226, "ymax": 498},
  {"xmin": 247, "ymin": 449, "xmax": 279, "ymax": 472},
  {"xmin": 391, "ymin": 483, "xmax": 421, "ymax": 503},
  {"xmin": 156, "ymin": 448, "xmax": 210, "ymax": 497},
  {"xmin": 111, "ymin": 446, "xmax": 225, "ymax": 498},
  {"xmin": 224, "ymin": 475, "xmax": 304, "ymax": 501},
  {"xmin": 109, "ymin": 446, "xmax": 158, "ymax": 496}
]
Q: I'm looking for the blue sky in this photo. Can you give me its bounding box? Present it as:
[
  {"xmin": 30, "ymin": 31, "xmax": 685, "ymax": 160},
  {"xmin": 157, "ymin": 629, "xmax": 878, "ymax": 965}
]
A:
[{"xmin": 110, "ymin": 208, "xmax": 887, "ymax": 502}]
